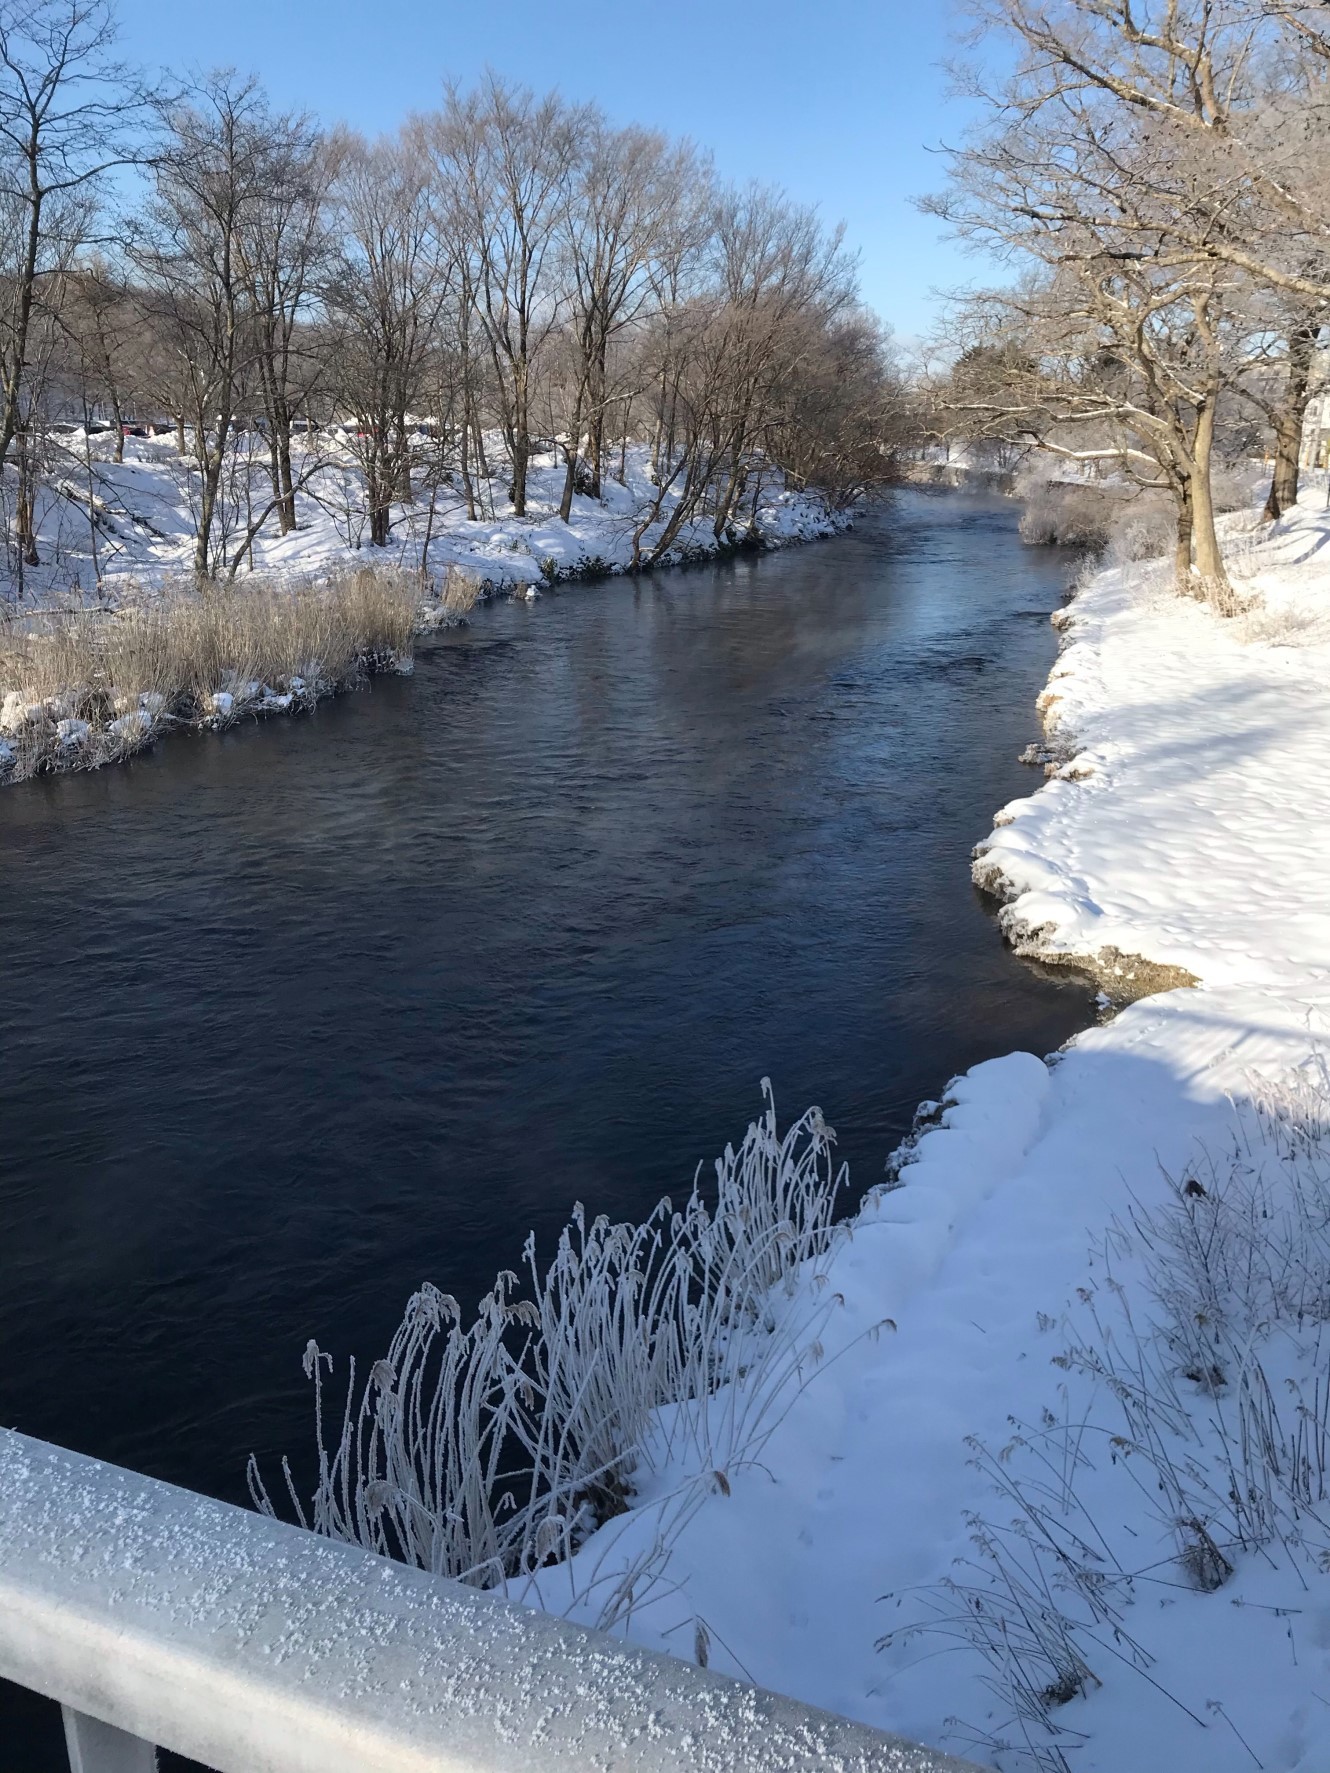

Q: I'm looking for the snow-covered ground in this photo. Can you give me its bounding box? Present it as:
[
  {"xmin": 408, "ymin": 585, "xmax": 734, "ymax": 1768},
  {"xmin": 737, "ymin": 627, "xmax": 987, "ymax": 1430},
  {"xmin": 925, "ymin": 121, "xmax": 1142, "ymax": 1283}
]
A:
[
  {"xmin": 0, "ymin": 433, "xmax": 845, "ymax": 783},
  {"xmin": 548, "ymin": 487, "xmax": 1330, "ymax": 1771},
  {"xmin": 1, "ymin": 431, "xmax": 845, "ymax": 604}
]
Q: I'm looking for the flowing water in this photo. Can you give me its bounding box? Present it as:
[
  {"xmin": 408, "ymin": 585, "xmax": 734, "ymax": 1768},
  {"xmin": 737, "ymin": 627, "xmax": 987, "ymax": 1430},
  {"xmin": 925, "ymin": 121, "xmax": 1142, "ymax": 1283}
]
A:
[{"xmin": 0, "ymin": 488, "xmax": 1090, "ymax": 1764}]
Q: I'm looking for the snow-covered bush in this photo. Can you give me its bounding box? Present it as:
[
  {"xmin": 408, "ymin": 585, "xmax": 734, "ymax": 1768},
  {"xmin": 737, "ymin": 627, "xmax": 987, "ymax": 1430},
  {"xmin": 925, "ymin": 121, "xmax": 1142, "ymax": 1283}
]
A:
[
  {"xmin": 1104, "ymin": 499, "xmax": 1176, "ymax": 567},
  {"xmin": 1017, "ymin": 480, "xmax": 1118, "ymax": 550},
  {"xmin": 1018, "ymin": 461, "xmax": 1263, "ymax": 566},
  {"xmin": 250, "ymin": 1085, "xmax": 850, "ymax": 1626}
]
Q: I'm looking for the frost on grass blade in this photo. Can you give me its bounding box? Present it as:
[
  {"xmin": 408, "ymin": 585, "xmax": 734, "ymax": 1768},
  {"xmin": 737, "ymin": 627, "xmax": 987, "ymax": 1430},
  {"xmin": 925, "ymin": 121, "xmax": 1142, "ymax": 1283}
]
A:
[{"xmin": 250, "ymin": 1084, "xmax": 851, "ymax": 1627}]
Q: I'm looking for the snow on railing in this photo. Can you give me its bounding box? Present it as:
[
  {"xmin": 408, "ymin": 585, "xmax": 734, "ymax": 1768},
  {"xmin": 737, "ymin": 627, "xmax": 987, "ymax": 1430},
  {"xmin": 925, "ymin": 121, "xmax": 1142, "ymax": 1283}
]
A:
[{"xmin": 0, "ymin": 1428, "xmax": 978, "ymax": 1773}]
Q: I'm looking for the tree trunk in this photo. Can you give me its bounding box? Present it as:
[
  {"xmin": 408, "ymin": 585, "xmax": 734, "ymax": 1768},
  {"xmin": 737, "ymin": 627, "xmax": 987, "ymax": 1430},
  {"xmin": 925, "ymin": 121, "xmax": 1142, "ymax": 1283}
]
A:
[
  {"xmin": 558, "ymin": 387, "xmax": 584, "ymax": 524},
  {"xmin": 472, "ymin": 412, "xmax": 489, "ymax": 484},
  {"xmin": 588, "ymin": 337, "xmax": 607, "ymax": 499},
  {"xmin": 1188, "ymin": 402, "xmax": 1232, "ymax": 607},
  {"xmin": 368, "ymin": 446, "xmax": 392, "ymax": 547},
  {"xmin": 1263, "ymin": 413, "xmax": 1303, "ymax": 522},
  {"xmin": 1173, "ymin": 486, "xmax": 1194, "ymax": 592},
  {"xmin": 394, "ymin": 417, "xmax": 413, "ymax": 502},
  {"xmin": 0, "ymin": 171, "xmax": 45, "ymax": 476},
  {"xmin": 459, "ymin": 405, "xmax": 477, "ymax": 523},
  {"xmin": 15, "ymin": 431, "xmax": 39, "ymax": 567},
  {"xmin": 713, "ymin": 458, "xmax": 743, "ymax": 540},
  {"xmin": 277, "ymin": 427, "xmax": 296, "ymax": 532},
  {"xmin": 111, "ymin": 392, "xmax": 125, "ymax": 465},
  {"xmin": 196, "ymin": 449, "xmax": 222, "ymax": 578},
  {"xmin": 510, "ymin": 434, "xmax": 529, "ymax": 517},
  {"xmin": 265, "ymin": 427, "xmax": 284, "ymax": 523},
  {"xmin": 1262, "ymin": 319, "xmax": 1319, "ymax": 521}
]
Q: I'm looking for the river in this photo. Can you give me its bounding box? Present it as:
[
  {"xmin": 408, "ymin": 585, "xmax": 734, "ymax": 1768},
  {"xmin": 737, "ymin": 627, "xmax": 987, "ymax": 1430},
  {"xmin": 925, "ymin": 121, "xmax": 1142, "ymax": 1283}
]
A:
[{"xmin": 0, "ymin": 488, "xmax": 1089, "ymax": 1764}]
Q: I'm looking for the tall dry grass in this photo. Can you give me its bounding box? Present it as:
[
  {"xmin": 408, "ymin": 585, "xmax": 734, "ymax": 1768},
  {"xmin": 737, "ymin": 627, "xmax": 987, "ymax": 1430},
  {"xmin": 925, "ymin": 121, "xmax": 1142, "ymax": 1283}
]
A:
[
  {"xmin": 249, "ymin": 1085, "xmax": 854, "ymax": 1633},
  {"xmin": 0, "ymin": 566, "xmax": 421, "ymax": 781}
]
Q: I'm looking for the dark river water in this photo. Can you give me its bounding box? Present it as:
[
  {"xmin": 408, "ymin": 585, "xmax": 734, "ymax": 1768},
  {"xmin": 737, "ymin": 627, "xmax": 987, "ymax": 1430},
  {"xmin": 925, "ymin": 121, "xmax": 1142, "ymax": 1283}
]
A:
[{"xmin": 0, "ymin": 488, "xmax": 1089, "ymax": 1765}]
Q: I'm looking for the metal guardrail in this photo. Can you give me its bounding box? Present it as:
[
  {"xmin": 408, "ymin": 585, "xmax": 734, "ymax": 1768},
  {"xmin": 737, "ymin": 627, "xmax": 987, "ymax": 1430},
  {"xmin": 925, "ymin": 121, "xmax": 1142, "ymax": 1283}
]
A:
[{"xmin": 0, "ymin": 1429, "xmax": 979, "ymax": 1773}]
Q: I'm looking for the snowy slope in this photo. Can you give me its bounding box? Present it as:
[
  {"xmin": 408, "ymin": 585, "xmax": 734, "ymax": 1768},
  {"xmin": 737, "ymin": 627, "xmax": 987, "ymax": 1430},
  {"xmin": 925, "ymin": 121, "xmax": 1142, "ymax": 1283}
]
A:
[
  {"xmin": 2, "ymin": 433, "xmax": 846, "ymax": 603},
  {"xmin": 549, "ymin": 490, "xmax": 1330, "ymax": 1772}
]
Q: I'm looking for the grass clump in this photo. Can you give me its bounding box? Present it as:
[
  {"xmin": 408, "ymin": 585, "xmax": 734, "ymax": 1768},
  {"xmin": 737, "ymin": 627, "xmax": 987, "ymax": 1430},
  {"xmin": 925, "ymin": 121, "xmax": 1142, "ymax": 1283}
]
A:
[
  {"xmin": 0, "ymin": 565, "xmax": 420, "ymax": 782},
  {"xmin": 249, "ymin": 1084, "xmax": 858, "ymax": 1633}
]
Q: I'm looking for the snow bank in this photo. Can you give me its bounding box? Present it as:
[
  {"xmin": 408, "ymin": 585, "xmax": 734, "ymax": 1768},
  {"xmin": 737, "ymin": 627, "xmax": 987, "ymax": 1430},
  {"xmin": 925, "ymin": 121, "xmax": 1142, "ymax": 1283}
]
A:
[
  {"xmin": 0, "ymin": 438, "xmax": 846, "ymax": 784},
  {"xmin": 973, "ymin": 496, "xmax": 1330, "ymax": 1000},
  {"xmin": 0, "ymin": 435, "xmax": 847, "ymax": 607},
  {"xmin": 553, "ymin": 490, "xmax": 1330, "ymax": 1772}
]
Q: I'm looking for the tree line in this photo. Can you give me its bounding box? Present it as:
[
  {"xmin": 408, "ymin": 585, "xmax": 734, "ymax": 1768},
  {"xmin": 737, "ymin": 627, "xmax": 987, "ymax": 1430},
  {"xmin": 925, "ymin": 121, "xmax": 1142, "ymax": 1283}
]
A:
[
  {"xmin": 920, "ymin": 0, "xmax": 1330, "ymax": 605},
  {"xmin": 0, "ymin": 1, "xmax": 902, "ymax": 585}
]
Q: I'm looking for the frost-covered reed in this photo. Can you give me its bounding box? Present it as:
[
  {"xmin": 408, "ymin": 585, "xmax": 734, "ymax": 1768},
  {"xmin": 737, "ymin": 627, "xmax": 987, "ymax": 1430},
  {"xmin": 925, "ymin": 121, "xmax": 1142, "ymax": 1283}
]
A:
[
  {"xmin": 0, "ymin": 566, "xmax": 420, "ymax": 781},
  {"xmin": 250, "ymin": 1085, "xmax": 848, "ymax": 1624}
]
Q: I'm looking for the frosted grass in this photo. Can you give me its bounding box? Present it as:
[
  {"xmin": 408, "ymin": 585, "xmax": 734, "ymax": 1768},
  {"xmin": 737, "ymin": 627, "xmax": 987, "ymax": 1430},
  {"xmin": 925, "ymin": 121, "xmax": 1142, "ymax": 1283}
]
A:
[{"xmin": 250, "ymin": 1084, "xmax": 853, "ymax": 1628}]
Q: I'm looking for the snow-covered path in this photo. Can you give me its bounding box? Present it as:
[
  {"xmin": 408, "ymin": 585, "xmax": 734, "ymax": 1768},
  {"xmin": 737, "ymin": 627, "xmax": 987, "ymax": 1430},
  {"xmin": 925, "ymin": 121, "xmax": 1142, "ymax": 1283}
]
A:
[{"xmin": 566, "ymin": 494, "xmax": 1330, "ymax": 1772}]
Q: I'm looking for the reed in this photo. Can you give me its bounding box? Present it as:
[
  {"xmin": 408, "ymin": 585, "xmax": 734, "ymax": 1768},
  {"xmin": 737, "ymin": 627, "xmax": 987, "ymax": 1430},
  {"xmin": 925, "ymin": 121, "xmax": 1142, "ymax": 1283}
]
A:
[
  {"xmin": 0, "ymin": 566, "xmax": 420, "ymax": 780},
  {"xmin": 249, "ymin": 1085, "xmax": 851, "ymax": 1630}
]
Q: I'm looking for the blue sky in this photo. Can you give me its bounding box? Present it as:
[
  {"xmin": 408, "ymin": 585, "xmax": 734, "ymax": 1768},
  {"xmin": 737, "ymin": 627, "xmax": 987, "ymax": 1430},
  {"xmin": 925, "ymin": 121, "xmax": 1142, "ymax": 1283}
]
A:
[{"xmin": 113, "ymin": 0, "xmax": 986, "ymax": 342}]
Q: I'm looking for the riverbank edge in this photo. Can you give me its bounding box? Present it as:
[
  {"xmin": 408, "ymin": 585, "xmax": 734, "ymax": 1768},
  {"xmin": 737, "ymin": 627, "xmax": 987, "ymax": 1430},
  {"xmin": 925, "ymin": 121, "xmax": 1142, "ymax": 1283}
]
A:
[
  {"xmin": 0, "ymin": 497, "xmax": 854, "ymax": 789},
  {"xmin": 965, "ymin": 501, "xmax": 1320, "ymax": 998},
  {"xmin": 462, "ymin": 493, "xmax": 855, "ymax": 599},
  {"xmin": 540, "ymin": 493, "xmax": 1330, "ymax": 1772}
]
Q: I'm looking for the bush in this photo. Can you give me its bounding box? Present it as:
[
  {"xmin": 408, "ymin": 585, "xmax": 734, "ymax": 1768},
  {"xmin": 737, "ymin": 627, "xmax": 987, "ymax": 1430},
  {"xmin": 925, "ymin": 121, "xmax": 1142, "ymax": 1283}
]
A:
[
  {"xmin": 1018, "ymin": 460, "xmax": 1267, "ymax": 567},
  {"xmin": 1017, "ymin": 480, "xmax": 1118, "ymax": 549}
]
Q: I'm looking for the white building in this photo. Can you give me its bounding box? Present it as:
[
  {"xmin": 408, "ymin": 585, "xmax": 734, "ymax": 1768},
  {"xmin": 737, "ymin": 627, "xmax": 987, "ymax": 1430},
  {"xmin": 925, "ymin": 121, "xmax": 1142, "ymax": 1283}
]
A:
[{"xmin": 1301, "ymin": 391, "xmax": 1330, "ymax": 469}]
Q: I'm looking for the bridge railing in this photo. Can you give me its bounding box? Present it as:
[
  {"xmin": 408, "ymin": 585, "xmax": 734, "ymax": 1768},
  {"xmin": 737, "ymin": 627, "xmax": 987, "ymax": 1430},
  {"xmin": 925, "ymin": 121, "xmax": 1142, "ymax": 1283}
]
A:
[{"xmin": 0, "ymin": 1428, "xmax": 977, "ymax": 1773}]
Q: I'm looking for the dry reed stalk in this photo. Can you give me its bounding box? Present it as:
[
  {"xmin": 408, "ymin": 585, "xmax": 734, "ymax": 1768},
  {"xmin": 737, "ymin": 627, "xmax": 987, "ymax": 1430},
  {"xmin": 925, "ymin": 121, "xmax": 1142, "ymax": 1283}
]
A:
[
  {"xmin": 0, "ymin": 566, "xmax": 420, "ymax": 782},
  {"xmin": 249, "ymin": 1084, "xmax": 854, "ymax": 1628}
]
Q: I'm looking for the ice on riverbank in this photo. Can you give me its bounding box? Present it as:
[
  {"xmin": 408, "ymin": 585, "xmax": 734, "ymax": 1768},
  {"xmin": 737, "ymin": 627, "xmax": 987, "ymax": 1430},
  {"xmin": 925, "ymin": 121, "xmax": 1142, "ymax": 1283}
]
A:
[{"xmin": 545, "ymin": 488, "xmax": 1330, "ymax": 1772}]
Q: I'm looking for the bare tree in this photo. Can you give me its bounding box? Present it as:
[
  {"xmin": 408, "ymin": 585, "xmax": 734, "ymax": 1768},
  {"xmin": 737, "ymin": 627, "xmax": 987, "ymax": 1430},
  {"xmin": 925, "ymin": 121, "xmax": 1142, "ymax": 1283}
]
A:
[
  {"xmin": 955, "ymin": 0, "xmax": 1330, "ymax": 305},
  {"xmin": 235, "ymin": 109, "xmax": 342, "ymax": 535},
  {"xmin": 768, "ymin": 309, "xmax": 903, "ymax": 511},
  {"xmin": 1246, "ymin": 301, "xmax": 1327, "ymax": 519},
  {"xmin": 0, "ymin": 0, "xmax": 151, "ymax": 573},
  {"xmin": 131, "ymin": 73, "xmax": 269, "ymax": 577},
  {"xmin": 324, "ymin": 131, "xmax": 450, "ymax": 548},
  {"xmin": 939, "ymin": 255, "xmax": 1251, "ymax": 599},
  {"xmin": 428, "ymin": 76, "xmax": 581, "ymax": 518},
  {"xmin": 552, "ymin": 118, "xmax": 692, "ymax": 519},
  {"xmin": 62, "ymin": 255, "xmax": 131, "ymax": 456},
  {"xmin": 926, "ymin": 15, "xmax": 1264, "ymax": 600}
]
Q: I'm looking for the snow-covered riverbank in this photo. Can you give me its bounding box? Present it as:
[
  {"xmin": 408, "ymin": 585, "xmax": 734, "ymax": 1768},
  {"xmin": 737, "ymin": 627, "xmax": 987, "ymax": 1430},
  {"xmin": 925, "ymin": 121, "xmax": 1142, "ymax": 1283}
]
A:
[
  {"xmin": 1, "ymin": 434, "xmax": 848, "ymax": 604},
  {"xmin": 554, "ymin": 491, "xmax": 1330, "ymax": 1771},
  {"xmin": 0, "ymin": 439, "xmax": 847, "ymax": 784}
]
